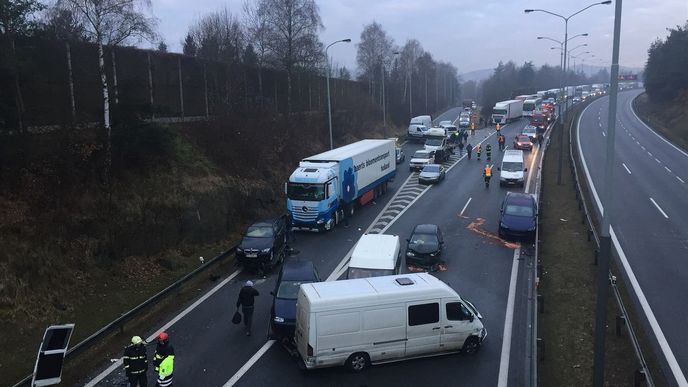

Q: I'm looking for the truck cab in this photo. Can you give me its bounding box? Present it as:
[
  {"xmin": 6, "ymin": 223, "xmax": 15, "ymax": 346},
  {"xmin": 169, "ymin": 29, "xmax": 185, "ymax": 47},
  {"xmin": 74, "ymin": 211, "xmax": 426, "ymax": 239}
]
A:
[{"xmin": 287, "ymin": 163, "xmax": 340, "ymax": 231}]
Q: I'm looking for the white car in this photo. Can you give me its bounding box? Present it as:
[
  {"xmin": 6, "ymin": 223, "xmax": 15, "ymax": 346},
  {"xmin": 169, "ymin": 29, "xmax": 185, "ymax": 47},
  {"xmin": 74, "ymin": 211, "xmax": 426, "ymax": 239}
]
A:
[
  {"xmin": 521, "ymin": 125, "xmax": 537, "ymax": 140},
  {"xmin": 409, "ymin": 150, "xmax": 435, "ymax": 172}
]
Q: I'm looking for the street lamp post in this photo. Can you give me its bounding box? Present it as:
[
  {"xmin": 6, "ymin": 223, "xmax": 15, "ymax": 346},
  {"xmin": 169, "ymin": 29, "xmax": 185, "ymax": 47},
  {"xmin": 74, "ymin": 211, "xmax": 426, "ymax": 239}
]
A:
[
  {"xmin": 525, "ymin": 1, "xmax": 611, "ymax": 185},
  {"xmin": 325, "ymin": 38, "xmax": 351, "ymax": 150}
]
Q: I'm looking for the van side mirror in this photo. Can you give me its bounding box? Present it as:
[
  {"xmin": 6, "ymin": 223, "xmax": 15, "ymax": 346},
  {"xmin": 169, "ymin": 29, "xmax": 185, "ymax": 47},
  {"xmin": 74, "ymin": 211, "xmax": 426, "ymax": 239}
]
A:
[
  {"xmin": 270, "ymin": 291, "xmax": 274, "ymax": 296},
  {"xmin": 524, "ymin": 168, "xmax": 528, "ymax": 172},
  {"xmin": 497, "ymin": 167, "xmax": 501, "ymax": 171},
  {"xmin": 406, "ymin": 238, "xmax": 410, "ymax": 242},
  {"xmin": 469, "ymin": 314, "xmax": 474, "ymax": 322}
]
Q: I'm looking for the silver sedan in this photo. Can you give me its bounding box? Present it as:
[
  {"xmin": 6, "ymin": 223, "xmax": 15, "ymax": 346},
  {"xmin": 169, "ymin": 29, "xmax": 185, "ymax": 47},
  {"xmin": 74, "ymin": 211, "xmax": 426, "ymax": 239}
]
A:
[{"xmin": 418, "ymin": 164, "xmax": 446, "ymax": 185}]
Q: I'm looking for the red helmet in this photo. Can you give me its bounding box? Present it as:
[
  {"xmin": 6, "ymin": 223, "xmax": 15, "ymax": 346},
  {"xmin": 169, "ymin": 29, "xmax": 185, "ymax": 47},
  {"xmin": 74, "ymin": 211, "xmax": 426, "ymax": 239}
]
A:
[{"xmin": 158, "ymin": 332, "xmax": 169, "ymax": 342}]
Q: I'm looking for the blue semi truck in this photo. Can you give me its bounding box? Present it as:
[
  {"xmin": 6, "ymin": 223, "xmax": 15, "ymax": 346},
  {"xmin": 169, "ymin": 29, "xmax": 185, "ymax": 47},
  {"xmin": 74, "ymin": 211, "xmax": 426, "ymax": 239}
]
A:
[{"xmin": 286, "ymin": 139, "xmax": 396, "ymax": 231}]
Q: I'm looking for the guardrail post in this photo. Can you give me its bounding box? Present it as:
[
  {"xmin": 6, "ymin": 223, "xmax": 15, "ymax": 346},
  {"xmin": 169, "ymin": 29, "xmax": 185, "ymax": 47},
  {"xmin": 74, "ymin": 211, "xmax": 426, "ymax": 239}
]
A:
[
  {"xmin": 537, "ymin": 294, "xmax": 544, "ymax": 313},
  {"xmin": 616, "ymin": 314, "xmax": 626, "ymax": 337},
  {"xmin": 594, "ymin": 249, "xmax": 599, "ymax": 265},
  {"xmin": 587, "ymin": 229, "xmax": 592, "ymax": 241},
  {"xmin": 634, "ymin": 369, "xmax": 647, "ymax": 387},
  {"xmin": 537, "ymin": 337, "xmax": 545, "ymax": 361}
]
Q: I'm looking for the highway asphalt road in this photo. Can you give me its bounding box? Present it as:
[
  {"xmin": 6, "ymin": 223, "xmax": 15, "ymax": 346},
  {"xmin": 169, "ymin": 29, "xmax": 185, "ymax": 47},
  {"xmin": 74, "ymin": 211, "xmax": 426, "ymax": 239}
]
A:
[
  {"xmin": 84, "ymin": 108, "xmax": 542, "ymax": 387},
  {"xmin": 578, "ymin": 89, "xmax": 688, "ymax": 386}
]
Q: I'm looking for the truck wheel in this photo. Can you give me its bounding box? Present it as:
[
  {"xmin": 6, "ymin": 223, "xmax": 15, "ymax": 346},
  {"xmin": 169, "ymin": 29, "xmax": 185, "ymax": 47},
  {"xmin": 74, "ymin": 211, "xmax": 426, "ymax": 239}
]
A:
[
  {"xmin": 345, "ymin": 352, "xmax": 370, "ymax": 372},
  {"xmin": 462, "ymin": 336, "xmax": 480, "ymax": 355}
]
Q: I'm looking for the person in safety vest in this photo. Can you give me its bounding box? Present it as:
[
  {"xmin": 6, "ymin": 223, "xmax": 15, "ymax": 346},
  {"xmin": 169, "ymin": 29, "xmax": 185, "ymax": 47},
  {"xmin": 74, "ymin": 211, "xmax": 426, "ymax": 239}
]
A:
[
  {"xmin": 476, "ymin": 143, "xmax": 482, "ymax": 160},
  {"xmin": 485, "ymin": 143, "xmax": 492, "ymax": 161},
  {"xmin": 498, "ymin": 134, "xmax": 506, "ymax": 151},
  {"xmin": 123, "ymin": 336, "xmax": 148, "ymax": 387},
  {"xmin": 154, "ymin": 332, "xmax": 175, "ymax": 387},
  {"xmin": 470, "ymin": 122, "xmax": 476, "ymax": 136},
  {"xmin": 483, "ymin": 164, "xmax": 493, "ymax": 184},
  {"xmin": 496, "ymin": 123, "xmax": 501, "ymax": 133}
]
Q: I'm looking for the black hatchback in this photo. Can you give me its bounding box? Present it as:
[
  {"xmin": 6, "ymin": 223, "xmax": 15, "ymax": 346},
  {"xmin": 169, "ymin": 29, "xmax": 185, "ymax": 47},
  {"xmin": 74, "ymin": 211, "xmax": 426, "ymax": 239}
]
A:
[
  {"xmin": 269, "ymin": 260, "xmax": 320, "ymax": 340},
  {"xmin": 498, "ymin": 192, "xmax": 538, "ymax": 242},
  {"xmin": 236, "ymin": 217, "xmax": 287, "ymax": 273},
  {"xmin": 405, "ymin": 224, "xmax": 444, "ymax": 268}
]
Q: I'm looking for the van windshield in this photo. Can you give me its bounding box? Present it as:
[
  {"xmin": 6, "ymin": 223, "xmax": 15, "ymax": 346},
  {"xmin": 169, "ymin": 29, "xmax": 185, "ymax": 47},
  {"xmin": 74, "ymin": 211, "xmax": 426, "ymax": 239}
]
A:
[
  {"xmin": 502, "ymin": 162, "xmax": 523, "ymax": 172},
  {"xmin": 425, "ymin": 139, "xmax": 443, "ymax": 146},
  {"xmin": 347, "ymin": 267, "xmax": 394, "ymax": 279}
]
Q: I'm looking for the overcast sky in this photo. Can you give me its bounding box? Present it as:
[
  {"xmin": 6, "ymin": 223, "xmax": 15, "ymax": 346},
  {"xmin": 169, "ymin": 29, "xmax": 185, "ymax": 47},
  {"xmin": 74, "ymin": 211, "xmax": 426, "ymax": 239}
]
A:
[{"xmin": 152, "ymin": 0, "xmax": 688, "ymax": 75}]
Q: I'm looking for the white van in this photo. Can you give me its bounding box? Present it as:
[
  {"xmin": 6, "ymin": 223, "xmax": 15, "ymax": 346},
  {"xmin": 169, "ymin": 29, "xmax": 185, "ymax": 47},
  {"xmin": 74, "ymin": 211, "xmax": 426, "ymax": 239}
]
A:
[
  {"xmin": 295, "ymin": 273, "xmax": 486, "ymax": 372},
  {"xmin": 407, "ymin": 115, "xmax": 432, "ymax": 141},
  {"xmin": 347, "ymin": 234, "xmax": 401, "ymax": 279},
  {"xmin": 499, "ymin": 149, "xmax": 527, "ymax": 187}
]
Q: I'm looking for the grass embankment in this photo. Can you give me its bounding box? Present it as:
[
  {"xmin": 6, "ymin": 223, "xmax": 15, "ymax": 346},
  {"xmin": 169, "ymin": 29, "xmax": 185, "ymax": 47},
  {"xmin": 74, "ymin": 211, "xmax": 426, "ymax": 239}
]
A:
[
  {"xmin": 634, "ymin": 92, "xmax": 688, "ymax": 152},
  {"xmin": 538, "ymin": 101, "xmax": 650, "ymax": 386}
]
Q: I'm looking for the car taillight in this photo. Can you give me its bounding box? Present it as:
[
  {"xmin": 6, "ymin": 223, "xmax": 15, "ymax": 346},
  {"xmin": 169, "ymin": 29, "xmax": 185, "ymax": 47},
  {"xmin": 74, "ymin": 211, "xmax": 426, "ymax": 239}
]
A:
[{"xmin": 307, "ymin": 344, "xmax": 314, "ymax": 356}]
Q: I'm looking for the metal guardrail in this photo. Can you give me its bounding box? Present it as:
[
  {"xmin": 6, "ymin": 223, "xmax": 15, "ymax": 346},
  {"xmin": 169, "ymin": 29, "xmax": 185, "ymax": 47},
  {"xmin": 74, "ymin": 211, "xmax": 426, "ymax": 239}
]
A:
[
  {"xmin": 13, "ymin": 247, "xmax": 235, "ymax": 387},
  {"xmin": 567, "ymin": 102, "xmax": 654, "ymax": 387}
]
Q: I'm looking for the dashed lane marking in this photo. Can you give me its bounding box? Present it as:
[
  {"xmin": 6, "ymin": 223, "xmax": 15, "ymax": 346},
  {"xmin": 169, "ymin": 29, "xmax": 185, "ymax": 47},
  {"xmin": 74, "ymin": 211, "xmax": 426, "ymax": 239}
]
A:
[
  {"xmin": 650, "ymin": 197, "xmax": 669, "ymax": 219},
  {"xmin": 622, "ymin": 163, "xmax": 632, "ymax": 175},
  {"xmin": 459, "ymin": 197, "xmax": 472, "ymax": 217}
]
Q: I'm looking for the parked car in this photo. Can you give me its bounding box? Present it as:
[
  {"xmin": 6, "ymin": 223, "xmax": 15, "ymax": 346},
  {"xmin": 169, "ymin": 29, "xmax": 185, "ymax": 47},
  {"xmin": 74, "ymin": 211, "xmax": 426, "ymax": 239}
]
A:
[
  {"xmin": 521, "ymin": 125, "xmax": 538, "ymax": 141},
  {"xmin": 395, "ymin": 147, "xmax": 405, "ymax": 164},
  {"xmin": 573, "ymin": 96, "xmax": 581, "ymax": 103},
  {"xmin": 438, "ymin": 120, "xmax": 452, "ymax": 127},
  {"xmin": 498, "ymin": 192, "xmax": 538, "ymax": 242},
  {"xmin": 418, "ymin": 164, "xmax": 446, "ymax": 185},
  {"xmin": 269, "ymin": 259, "xmax": 321, "ymax": 339},
  {"xmin": 513, "ymin": 135, "xmax": 533, "ymax": 151},
  {"xmin": 405, "ymin": 224, "xmax": 444, "ymax": 268},
  {"xmin": 236, "ymin": 217, "xmax": 287, "ymax": 273},
  {"xmin": 409, "ymin": 150, "xmax": 435, "ymax": 172}
]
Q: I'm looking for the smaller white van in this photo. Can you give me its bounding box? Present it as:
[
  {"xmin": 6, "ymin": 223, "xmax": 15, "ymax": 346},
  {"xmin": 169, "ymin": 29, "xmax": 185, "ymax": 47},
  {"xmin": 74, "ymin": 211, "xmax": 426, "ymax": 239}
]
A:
[
  {"xmin": 499, "ymin": 149, "xmax": 527, "ymax": 187},
  {"xmin": 295, "ymin": 273, "xmax": 486, "ymax": 372},
  {"xmin": 347, "ymin": 234, "xmax": 401, "ymax": 279},
  {"xmin": 408, "ymin": 115, "xmax": 433, "ymax": 141}
]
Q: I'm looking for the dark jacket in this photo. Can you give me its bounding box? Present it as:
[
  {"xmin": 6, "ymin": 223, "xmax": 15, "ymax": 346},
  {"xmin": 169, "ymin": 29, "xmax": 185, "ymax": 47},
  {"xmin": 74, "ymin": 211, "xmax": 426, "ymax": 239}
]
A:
[
  {"xmin": 154, "ymin": 341, "xmax": 175, "ymax": 371},
  {"xmin": 236, "ymin": 286, "xmax": 260, "ymax": 308},
  {"xmin": 123, "ymin": 344, "xmax": 148, "ymax": 377}
]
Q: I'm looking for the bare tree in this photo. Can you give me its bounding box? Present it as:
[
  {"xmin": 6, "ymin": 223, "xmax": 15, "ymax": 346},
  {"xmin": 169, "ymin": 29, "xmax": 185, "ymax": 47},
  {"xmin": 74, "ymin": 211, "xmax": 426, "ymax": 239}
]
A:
[
  {"xmin": 56, "ymin": 0, "xmax": 157, "ymax": 182},
  {"xmin": 188, "ymin": 7, "xmax": 244, "ymax": 63},
  {"xmin": 258, "ymin": 0, "xmax": 323, "ymax": 112},
  {"xmin": 356, "ymin": 22, "xmax": 394, "ymax": 81},
  {"xmin": 182, "ymin": 32, "xmax": 196, "ymax": 56},
  {"xmin": 242, "ymin": 0, "xmax": 270, "ymax": 100},
  {"xmin": 338, "ymin": 66, "xmax": 351, "ymax": 80},
  {"xmin": 157, "ymin": 40, "xmax": 167, "ymax": 52}
]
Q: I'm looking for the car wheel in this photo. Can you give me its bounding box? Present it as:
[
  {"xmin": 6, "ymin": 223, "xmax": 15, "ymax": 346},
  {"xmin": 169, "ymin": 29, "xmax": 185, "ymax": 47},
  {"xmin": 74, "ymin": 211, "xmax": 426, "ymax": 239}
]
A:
[
  {"xmin": 463, "ymin": 337, "xmax": 481, "ymax": 355},
  {"xmin": 345, "ymin": 352, "xmax": 370, "ymax": 372}
]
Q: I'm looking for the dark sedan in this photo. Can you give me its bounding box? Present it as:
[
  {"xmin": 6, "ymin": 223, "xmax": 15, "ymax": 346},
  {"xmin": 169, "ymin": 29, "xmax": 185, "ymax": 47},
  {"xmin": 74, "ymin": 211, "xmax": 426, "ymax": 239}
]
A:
[
  {"xmin": 236, "ymin": 217, "xmax": 287, "ymax": 273},
  {"xmin": 498, "ymin": 192, "xmax": 538, "ymax": 242},
  {"xmin": 405, "ymin": 224, "xmax": 444, "ymax": 268},
  {"xmin": 269, "ymin": 260, "xmax": 320, "ymax": 340}
]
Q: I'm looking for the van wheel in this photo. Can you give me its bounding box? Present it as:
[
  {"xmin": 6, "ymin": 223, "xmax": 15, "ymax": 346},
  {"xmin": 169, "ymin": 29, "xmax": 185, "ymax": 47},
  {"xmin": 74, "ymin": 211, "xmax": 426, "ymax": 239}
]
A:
[
  {"xmin": 345, "ymin": 352, "xmax": 370, "ymax": 372},
  {"xmin": 462, "ymin": 337, "xmax": 480, "ymax": 355}
]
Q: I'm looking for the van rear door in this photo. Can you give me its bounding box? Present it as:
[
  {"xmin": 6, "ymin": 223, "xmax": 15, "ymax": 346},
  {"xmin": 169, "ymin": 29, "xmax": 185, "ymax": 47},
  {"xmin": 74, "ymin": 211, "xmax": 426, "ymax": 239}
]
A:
[
  {"xmin": 440, "ymin": 299, "xmax": 475, "ymax": 351},
  {"xmin": 405, "ymin": 300, "xmax": 441, "ymax": 356}
]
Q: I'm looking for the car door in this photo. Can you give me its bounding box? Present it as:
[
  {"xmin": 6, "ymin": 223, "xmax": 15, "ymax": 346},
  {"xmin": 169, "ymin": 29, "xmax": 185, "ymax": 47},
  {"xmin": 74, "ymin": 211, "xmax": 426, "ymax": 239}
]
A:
[
  {"xmin": 440, "ymin": 299, "xmax": 475, "ymax": 351},
  {"xmin": 274, "ymin": 219, "xmax": 285, "ymax": 253},
  {"xmin": 437, "ymin": 227, "xmax": 444, "ymax": 253},
  {"xmin": 405, "ymin": 300, "xmax": 441, "ymax": 357}
]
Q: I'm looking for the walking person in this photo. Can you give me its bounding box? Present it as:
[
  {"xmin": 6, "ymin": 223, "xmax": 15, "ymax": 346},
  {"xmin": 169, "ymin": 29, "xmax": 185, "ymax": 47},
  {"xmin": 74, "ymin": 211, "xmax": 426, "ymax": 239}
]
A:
[
  {"xmin": 497, "ymin": 134, "xmax": 505, "ymax": 151},
  {"xmin": 236, "ymin": 281, "xmax": 260, "ymax": 336},
  {"xmin": 466, "ymin": 143, "xmax": 472, "ymax": 160},
  {"xmin": 476, "ymin": 143, "xmax": 482, "ymax": 161},
  {"xmin": 123, "ymin": 336, "xmax": 148, "ymax": 387},
  {"xmin": 537, "ymin": 133, "xmax": 544, "ymax": 147},
  {"xmin": 458, "ymin": 141, "xmax": 464, "ymax": 156},
  {"xmin": 153, "ymin": 332, "xmax": 175, "ymax": 387}
]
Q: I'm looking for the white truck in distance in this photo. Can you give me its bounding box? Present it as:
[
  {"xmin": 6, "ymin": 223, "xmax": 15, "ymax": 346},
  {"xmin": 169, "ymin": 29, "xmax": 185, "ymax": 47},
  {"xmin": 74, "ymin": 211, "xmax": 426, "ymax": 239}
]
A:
[
  {"xmin": 491, "ymin": 99, "xmax": 523, "ymax": 124},
  {"xmin": 287, "ymin": 139, "xmax": 396, "ymax": 231}
]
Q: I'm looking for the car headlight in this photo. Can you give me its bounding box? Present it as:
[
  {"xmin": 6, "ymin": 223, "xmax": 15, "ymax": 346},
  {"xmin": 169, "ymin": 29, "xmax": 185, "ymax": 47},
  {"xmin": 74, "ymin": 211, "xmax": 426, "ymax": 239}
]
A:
[
  {"xmin": 274, "ymin": 316, "xmax": 285, "ymax": 323},
  {"xmin": 406, "ymin": 251, "xmax": 415, "ymax": 257},
  {"xmin": 236, "ymin": 247, "xmax": 243, "ymax": 252},
  {"xmin": 430, "ymin": 252, "xmax": 436, "ymax": 257},
  {"xmin": 261, "ymin": 248, "xmax": 272, "ymax": 253},
  {"xmin": 500, "ymin": 222, "xmax": 509, "ymax": 229},
  {"xmin": 528, "ymin": 226, "xmax": 536, "ymax": 231},
  {"xmin": 316, "ymin": 219, "xmax": 324, "ymax": 224}
]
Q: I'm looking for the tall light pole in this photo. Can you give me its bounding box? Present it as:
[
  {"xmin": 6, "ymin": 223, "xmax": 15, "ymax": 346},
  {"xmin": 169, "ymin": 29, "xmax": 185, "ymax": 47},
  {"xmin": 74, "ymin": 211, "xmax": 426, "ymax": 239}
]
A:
[
  {"xmin": 594, "ymin": 0, "xmax": 622, "ymax": 385},
  {"xmin": 570, "ymin": 51, "xmax": 591, "ymax": 73},
  {"xmin": 525, "ymin": 1, "xmax": 611, "ymax": 185},
  {"xmin": 325, "ymin": 38, "xmax": 351, "ymax": 150}
]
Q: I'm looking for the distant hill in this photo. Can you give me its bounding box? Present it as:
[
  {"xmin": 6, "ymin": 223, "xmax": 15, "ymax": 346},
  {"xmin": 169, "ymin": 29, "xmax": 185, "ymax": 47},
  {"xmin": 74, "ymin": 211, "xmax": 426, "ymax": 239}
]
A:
[{"xmin": 460, "ymin": 68, "xmax": 494, "ymax": 83}]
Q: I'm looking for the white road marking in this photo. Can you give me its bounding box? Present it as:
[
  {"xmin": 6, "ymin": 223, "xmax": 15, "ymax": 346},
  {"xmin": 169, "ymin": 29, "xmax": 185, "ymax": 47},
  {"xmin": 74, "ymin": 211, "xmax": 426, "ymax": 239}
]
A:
[
  {"xmin": 602, "ymin": 131, "xmax": 606, "ymax": 137},
  {"xmin": 677, "ymin": 176, "xmax": 685, "ymax": 184},
  {"xmin": 630, "ymin": 96, "xmax": 688, "ymax": 159},
  {"xmin": 460, "ymin": 197, "xmax": 472, "ymax": 216},
  {"xmin": 599, "ymin": 122, "xmax": 602, "ymax": 128},
  {"xmin": 641, "ymin": 146, "xmax": 646, "ymax": 151},
  {"xmin": 664, "ymin": 166, "xmax": 672, "ymax": 173},
  {"xmin": 578, "ymin": 101, "xmax": 688, "ymax": 386},
  {"xmin": 655, "ymin": 158, "xmax": 661, "ymax": 164},
  {"xmin": 622, "ymin": 163, "xmax": 632, "ymax": 175},
  {"xmin": 85, "ymin": 268, "xmax": 244, "ymax": 387},
  {"xmin": 224, "ymin": 340, "xmax": 276, "ymax": 387},
  {"xmin": 650, "ymin": 198, "xmax": 669, "ymax": 219},
  {"xmin": 648, "ymin": 151, "xmax": 653, "ymax": 157},
  {"xmin": 635, "ymin": 141, "xmax": 640, "ymax": 145},
  {"xmin": 497, "ymin": 248, "xmax": 521, "ymax": 387}
]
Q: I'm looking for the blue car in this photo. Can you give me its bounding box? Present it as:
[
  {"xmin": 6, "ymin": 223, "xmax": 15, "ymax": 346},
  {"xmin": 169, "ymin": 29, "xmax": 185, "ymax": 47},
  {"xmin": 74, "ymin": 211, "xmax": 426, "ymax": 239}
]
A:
[
  {"xmin": 498, "ymin": 192, "xmax": 538, "ymax": 243},
  {"xmin": 269, "ymin": 260, "xmax": 320, "ymax": 340}
]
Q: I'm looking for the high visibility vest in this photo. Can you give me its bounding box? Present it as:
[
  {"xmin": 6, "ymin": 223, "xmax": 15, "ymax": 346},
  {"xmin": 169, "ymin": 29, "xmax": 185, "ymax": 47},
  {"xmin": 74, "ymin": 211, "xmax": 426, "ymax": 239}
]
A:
[
  {"xmin": 485, "ymin": 167, "xmax": 492, "ymax": 177},
  {"xmin": 470, "ymin": 122, "xmax": 475, "ymax": 130},
  {"xmin": 159, "ymin": 355, "xmax": 174, "ymax": 378}
]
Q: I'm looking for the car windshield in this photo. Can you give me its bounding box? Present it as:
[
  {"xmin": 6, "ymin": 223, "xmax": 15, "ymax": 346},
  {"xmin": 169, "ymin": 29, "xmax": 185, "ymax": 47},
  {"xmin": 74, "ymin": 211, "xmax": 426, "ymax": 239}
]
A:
[
  {"xmin": 413, "ymin": 151, "xmax": 432, "ymax": 159},
  {"xmin": 517, "ymin": 136, "xmax": 530, "ymax": 142},
  {"xmin": 246, "ymin": 226, "xmax": 273, "ymax": 237},
  {"xmin": 523, "ymin": 128, "xmax": 536, "ymax": 134},
  {"xmin": 493, "ymin": 109, "xmax": 507, "ymax": 115},
  {"xmin": 409, "ymin": 233, "xmax": 439, "ymax": 248},
  {"xmin": 276, "ymin": 280, "xmax": 312, "ymax": 299},
  {"xmin": 523, "ymin": 102, "xmax": 535, "ymax": 111},
  {"xmin": 287, "ymin": 183, "xmax": 325, "ymax": 201},
  {"xmin": 348, "ymin": 267, "xmax": 394, "ymax": 279},
  {"xmin": 425, "ymin": 139, "xmax": 443, "ymax": 146},
  {"xmin": 422, "ymin": 165, "xmax": 440, "ymax": 173},
  {"xmin": 502, "ymin": 162, "xmax": 523, "ymax": 172},
  {"xmin": 505, "ymin": 203, "xmax": 534, "ymax": 217}
]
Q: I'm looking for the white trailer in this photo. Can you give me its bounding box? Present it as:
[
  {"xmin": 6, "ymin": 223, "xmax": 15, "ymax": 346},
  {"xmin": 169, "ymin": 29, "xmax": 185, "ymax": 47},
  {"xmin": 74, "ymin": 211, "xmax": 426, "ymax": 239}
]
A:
[{"xmin": 491, "ymin": 99, "xmax": 523, "ymax": 124}]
